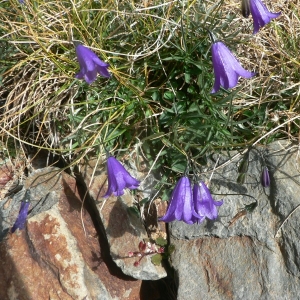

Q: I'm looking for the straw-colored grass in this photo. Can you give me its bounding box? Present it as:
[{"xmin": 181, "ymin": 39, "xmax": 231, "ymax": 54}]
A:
[{"xmin": 0, "ymin": 0, "xmax": 299, "ymax": 185}]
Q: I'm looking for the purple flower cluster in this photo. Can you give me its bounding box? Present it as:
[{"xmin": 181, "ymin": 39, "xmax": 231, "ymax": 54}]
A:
[
  {"xmin": 69, "ymin": 1, "xmax": 279, "ymax": 228},
  {"xmin": 159, "ymin": 177, "xmax": 223, "ymax": 224},
  {"xmin": 211, "ymin": 0, "xmax": 280, "ymax": 93},
  {"xmin": 73, "ymin": 1, "xmax": 280, "ymax": 92}
]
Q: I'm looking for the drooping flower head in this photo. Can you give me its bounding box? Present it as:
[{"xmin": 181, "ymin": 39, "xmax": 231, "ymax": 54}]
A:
[
  {"xmin": 159, "ymin": 177, "xmax": 202, "ymax": 224},
  {"xmin": 242, "ymin": 0, "xmax": 281, "ymax": 34},
  {"xmin": 11, "ymin": 200, "xmax": 30, "ymax": 233},
  {"xmin": 192, "ymin": 181, "xmax": 223, "ymax": 220},
  {"xmin": 74, "ymin": 43, "xmax": 110, "ymax": 84},
  {"xmin": 104, "ymin": 156, "xmax": 139, "ymax": 197},
  {"xmin": 261, "ymin": 166, "xmax": 270, "ymax": 187},
  {"xmin": 211, "ymin": 41, "xmax": 256, "ymax": 93}
]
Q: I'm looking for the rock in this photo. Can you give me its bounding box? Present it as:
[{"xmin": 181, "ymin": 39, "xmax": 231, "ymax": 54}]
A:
[
  {"xmin": 0, "ymin": 168, "xmax": 62, "ymax": 241},
  {"xmin": 169, "ymin": 141, "xmax": 300, "ymax": 299},
  {"xmin": 0, "ymin": 162, "xmax": 13, "ymax": 187},
  {"xmin": 0, "ymin": 160, "xmax": 23, "ymax": 200},
  {"xmin": 79, "ymin": 158, "xmax": 167, "ymax": 280},
  {"xmin": 0, "ymin": 167, "xmax": 142, "ymax": 299},
  {"xmin": 9, "ymin": 140, "xmax": 300, "ymax": 299}
]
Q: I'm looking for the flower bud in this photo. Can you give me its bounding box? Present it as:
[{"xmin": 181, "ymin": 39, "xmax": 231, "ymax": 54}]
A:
[
  {"xmin": 261, "ymin": 166, "xmax": 270, "ymax": 187},
  {"xmin": 138, "ymin": 241, "xmax": 147, "ymax": 253},
  {"xmin": 241, "ymin": 0, "xmax": 250, "ymax": 18}
]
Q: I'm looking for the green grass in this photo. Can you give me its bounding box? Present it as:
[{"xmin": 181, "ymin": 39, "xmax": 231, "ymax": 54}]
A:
[{"xmin": 0, "ymin": 0, "xmax": 299, "ymax": 198}]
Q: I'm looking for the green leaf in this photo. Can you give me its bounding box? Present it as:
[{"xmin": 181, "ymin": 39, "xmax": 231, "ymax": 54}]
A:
[
  {"xmin": 155, "ymin": 237, "xmax": 168, "ymax": 246},
  {"xmin": 237, "ymin": 173, "xmax": 246, "ymax": 184},
  {"xmin": 151, "ymin": 91, "xmax": 159, "ymax": 101},
  {"xmin": 139, "ymin": 197, "xmax": 150, "ymax": 206},
  {"xmin": 184, "ymin": 72, "xmax": 191, "ymax": 83},
  {"xmin": 167, "ymin": 244, "xmax": 175, "ymax": 254},
  {"xmin": 151, "ymin": 254, "xmax": 163, "ymax": 266},
  {"xmin": 127, "ymin": 206, "xmax": 140, "ymax": 219},
  {"xmin": 163, "ymin": 91, "xmax": 175, "ymax": 100}
]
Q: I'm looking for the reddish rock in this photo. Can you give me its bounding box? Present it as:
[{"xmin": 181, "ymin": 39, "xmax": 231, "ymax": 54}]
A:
[
  {"xmin": 0, "ymin": 231, "xmax": 73, "ymax": 300},
  {"xmin": 0, "ymin": 168, "xmax": 142, "ymax": 299},
  {"xmin": 0, "ymin": 164, "xmax": 13, "ymax": 186},
  {"xmin": 0, "ymin": 161, "xmax": 20, "ymax": 200}
]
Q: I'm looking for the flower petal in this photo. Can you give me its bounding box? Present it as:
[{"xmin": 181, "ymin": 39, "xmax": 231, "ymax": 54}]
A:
[
  {"xmin": 159, "ymin": 179, "xmax": 183, "ymax": 222},
  {"xmin": 193, "ymin": 181, "xmax": 223, "ymax": 220},
  {"xmin": 84, "ymin": 69, "xmax": 98, "ymax": 84},
  {"xmin": 177, "ymin": 178, "xmax": 193, "ymax": 223},
  {"xmin": 250, "ymin": 0, "xmax": 281, "ymax": 34},
  {"xmin": 75, "ymin": 71, "xmax": 84, "ymax": 79},
  {"xmin": 261, "ymin": 166, "xmax": 270, "ymax": 187},
  {"xmin": 96, "ymin": 65, "xmax": 111, "ymax": 78}
]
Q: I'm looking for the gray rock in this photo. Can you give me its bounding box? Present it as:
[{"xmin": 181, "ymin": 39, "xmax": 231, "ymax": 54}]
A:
[
  {"xmin": 99, "ymin": 192, "xmax": 167, "ymax": 281},
  {"xmin": 0, "ymin": 167, "xmax": 61, "ymax": 240},
  {"xmin": 170, "ymin": 141, "xmax": 300, "ymax": 299},
  {"xmin": 79, "ymin": 159, "xmax": 167, "ymax": 281},
  {"xmin": 0, "ymin": 189, "xmax": 28, "ymax": 240}
]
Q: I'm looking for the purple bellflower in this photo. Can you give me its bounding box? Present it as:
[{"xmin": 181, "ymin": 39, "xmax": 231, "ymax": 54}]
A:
[
  {"xmin": 193, "ymin": 181, "xmax": 223, "ymax": 220},
  {"xmin": 11, "ymin": 200, "xmax": 30, "ymax": 233},
  {"xmin": 104, "ymin": 156, "xmax": 140, "ymax": 197},
  {"xmin": 75, "ymin": 44, "xmax": 110, "ymax": 84},
  {"xmin": 159, "ymin": 177, "xmax": 202, "ymax": 224},
  {"xmin": 261, "ymin": 166, "xmax": 270, "ymax": 187},
  {"xmin": 242, "ymin": 0, "xmax": 281, "ymax": 34},
  {"xmin": 211, "ymin": 41, "xmax": 256, "ymax": 93}
]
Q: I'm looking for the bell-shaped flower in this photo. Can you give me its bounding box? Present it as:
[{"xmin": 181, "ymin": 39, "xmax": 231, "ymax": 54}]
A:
[
  {"xmin": 159, "ymin": 177, "xmax": 202, "ymax": 224},
  {"xmin": 75, "ymin": 44, "xmax": 110, "ymax": 84},
  {"xmin": 11, "ymin": 200, "xmax": 30, "ymax": 233},
  {"xmin": 193, "ymin": 181, "xmax": 223, "ymax": 220},
  {"xmin": 104, "ymin": 156, "xmax": 140, "ymax": 197},
  {"xmin": 261, "ymin": 166, "xmax": 270, "ymax": 187},
  {"xmin": 245, "ymin": 0, "xmax": 281, "ymax": 34},
  {"xmin": 211, "ymin": 41, "xmax": 255, "ymax": 93}
]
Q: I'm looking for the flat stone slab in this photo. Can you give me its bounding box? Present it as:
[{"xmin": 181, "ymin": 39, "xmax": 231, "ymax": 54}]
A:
[{"xmin": 170, "ymin": 141, "xmax": 300, "ymax": 299}]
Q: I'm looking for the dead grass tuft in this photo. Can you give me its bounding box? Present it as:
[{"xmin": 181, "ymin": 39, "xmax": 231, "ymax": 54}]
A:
[{"xmin": 0, "ymin": 0, "xmax": 299, "ymax": 176}]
